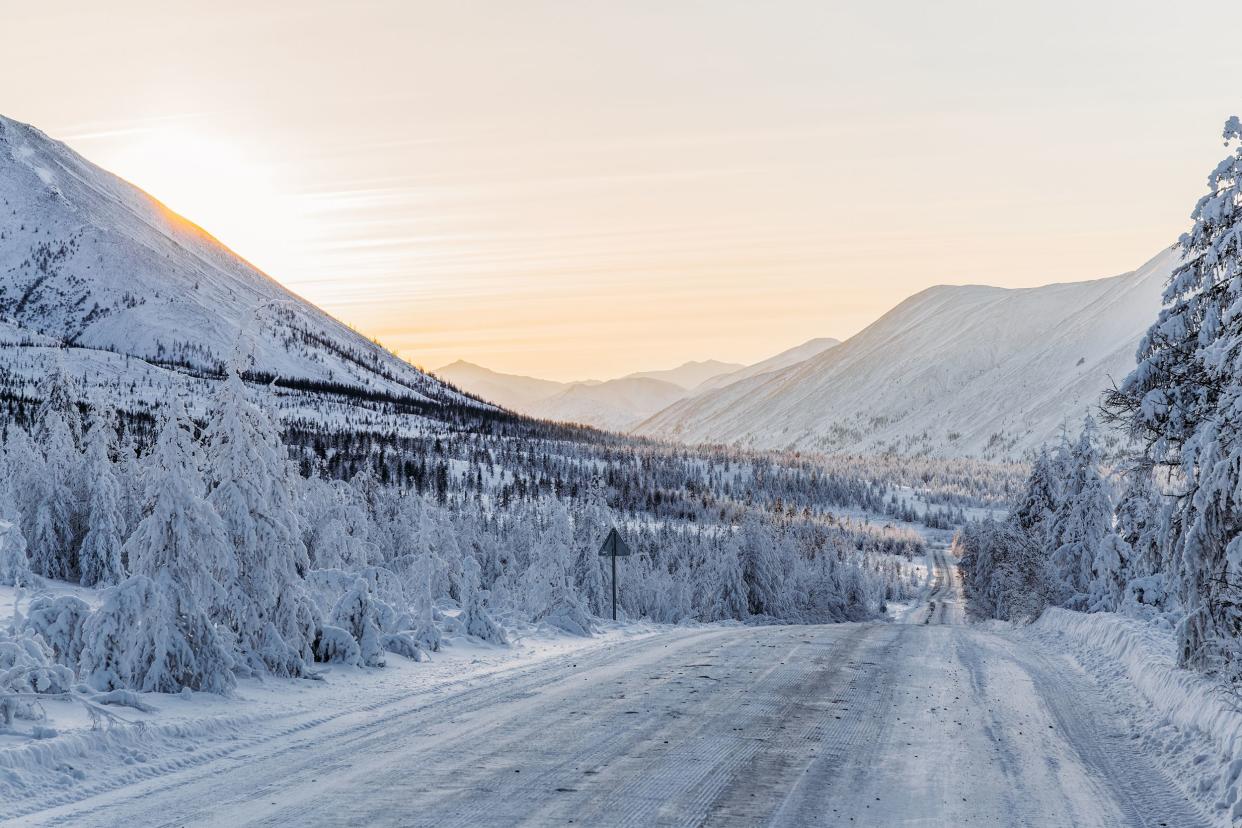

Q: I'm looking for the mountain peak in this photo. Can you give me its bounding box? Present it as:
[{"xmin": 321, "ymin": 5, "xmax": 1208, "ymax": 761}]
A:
[{"xmin": 0, "ymin": 112, "xmax": 464, "ymax": 418}]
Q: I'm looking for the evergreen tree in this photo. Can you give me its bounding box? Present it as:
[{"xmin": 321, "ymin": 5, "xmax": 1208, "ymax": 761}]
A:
[
  {"xmin": 78, "ymin": 405, "xmax": 126, "ymax": 587},
  {"xmin": 29, "ymin": 408, "xmax": 78, "ymax": 581},
  {"xmin": 1009, "ymin": 447, "xmax": 1062, "ymax": 542},
  {"xmin": 204, "ymin": 366, "xmax": 318, "ymax": 677},
  {"xmin": 1110, "ymin": 117, "xmax": 1242, "ymax": 677},
  {"xmin": 109, "ymin": 404, "xmax": 237, "ymax": 693},
  {"xmin": 1048, "ymin": 419, "xmax": 1114, "ymax": 608}
]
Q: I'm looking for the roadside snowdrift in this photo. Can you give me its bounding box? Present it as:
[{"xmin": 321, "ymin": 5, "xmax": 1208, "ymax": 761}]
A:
[{"xmin": 1029, "ymin": 608, "xmax": 1242, "ymax": 824}]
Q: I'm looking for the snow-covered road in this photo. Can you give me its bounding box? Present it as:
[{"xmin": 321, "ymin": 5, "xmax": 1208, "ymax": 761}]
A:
[{"xmin": 12, "ymin": 553, "xmax": 1208, "ymax": 827}]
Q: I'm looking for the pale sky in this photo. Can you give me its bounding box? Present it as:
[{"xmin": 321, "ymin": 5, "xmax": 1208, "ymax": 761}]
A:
[{"xmin": 2, "ymin": 1, "xmax": 1239, "ymax": 380}]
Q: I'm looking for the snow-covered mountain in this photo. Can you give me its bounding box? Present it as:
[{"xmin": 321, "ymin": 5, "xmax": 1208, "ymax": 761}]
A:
[
  {"xmin": 437, "ymin": 351, "xmax": 814, "ymax": 432},
  {"xmin": 435, "ymin": 360, "xmax": 704, "ymax": 431},
  {"xmin": 624, "ymin": 359, "xmax": 743, "ymax": 389},
  {"xmin": 635, "ymin": 250, "xmax": 1177, "ymax": 459},
  {"xmin": 432, "ymin": 360, "xmax": 566, "ymax": 411},
  {"xmin": 525, "ymin": 376, "xmax": 687, "ymax": 432},
  {"xmin": 691, "ymin": 337, "xmax": 840, "ymax": 394},
  {"xmin": 0, "ymin": 114, "xmax": 466, "ymax": 418}
]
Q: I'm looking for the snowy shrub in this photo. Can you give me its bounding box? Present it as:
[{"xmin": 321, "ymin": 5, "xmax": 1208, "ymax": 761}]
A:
[
  {"xmin": 329, "ymin": 579, "xmax": 386, "ymax": 667},
  {"xmin": 537, "ymin": 588, "xmax": 596, "ymax": 637},
  {"xmin": 79, "ymin": 574, "xmax": 236, "ymax": 695},
  {"xmin": 456, "ymin": 555, "xmax": 507, "ymax": 645},
  {"xmin": 22, "ymin": 593, "xmax": 90, "ymax": 667},
  {"xmin": 0, "ymin": 624, "xmax": 73, "ymax": 725},
  {"xmin": 379, "ymin": 632, "xmax": 424, "ymax": 662},
  {"xmin": 413, "ymin": 620, "xmax": 443, "ymax": 652},
  {"xmin": 312, "ymin": 624, "xmax": 361, "ymax": 666},
  {"xmin": 1121, "ymin": 574, "xmax": 1176, "ymax": 622},
  {"xmin": 460, "ymin": 591, "xmax": 508, "ymax": 645}
]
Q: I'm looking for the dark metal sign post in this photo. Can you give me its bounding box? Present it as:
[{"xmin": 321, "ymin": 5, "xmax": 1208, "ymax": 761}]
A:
[{"xmin": 598, "ymin": 527, "xmax": 633, "ymax": 621}]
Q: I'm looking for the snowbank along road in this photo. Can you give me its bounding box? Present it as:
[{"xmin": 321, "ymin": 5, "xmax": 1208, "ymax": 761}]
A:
[{"xmin": 12, "ymin": 552, "xmax": 1208, "ymax": 827}]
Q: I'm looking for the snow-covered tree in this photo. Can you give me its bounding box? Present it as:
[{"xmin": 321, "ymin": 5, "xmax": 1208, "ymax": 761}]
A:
[
  {"xmin": 570, "ymin": 479, "xmax": 610, "ymax": 615},
  {"xmin": 204, "ymin": 367, "xmax": 318, "ymax": 677},
  {"xmin": 458, "ymin": 555, "xmax": 507, "ymax": 645},
  {"xmin": 0, "ymin": 520, "xmax": 32, "ymax": 588},
  {"xmin": 79, "ymin": 573, "xmax": 235, "ymax": 694},
  {"xmin": 112, "ymin": 404, "xmax": 237, "ymax": 693},
  {"xmin": 328, "ymin": 578, "xmax": 386, "ymax": 667},
  {"xmin": 737, "ymin": 515, "xmax": 786, "ymax": 617},
  {"xmin": 22, "ymin": 593, "xmax": 90, "ymax": 667},
  {"xmin": 703, "ymin": 535, "xmax": 748, "ymax": 622},
  {"xmin": 125, "ymin": 403, "xmax": 234, "ymax": 609},
  {"xmin": 27, "ymin": 409, "xmax": 78, "ymax": 581},
  {"xmin": 78, "ymin": 405, "xmax": 126, "ymax": 587},
  {"xmin": 1, "ymin": 614, "xmax": 74, "ymax": 725},
  {"xmin": 1048, "ymin": 420, "xmax": 1114, "ymax": 608},
  {"xmin": 956, "ymin": 518, "xmax": 1054, "ymax": 622},
  {"xmin": 1109, "ymin": 117, "xmax": 1242, "ymax": 677},
  {"xmin": 1009, "ymin": 447, "xmax": 1063, "ymax": 542}
]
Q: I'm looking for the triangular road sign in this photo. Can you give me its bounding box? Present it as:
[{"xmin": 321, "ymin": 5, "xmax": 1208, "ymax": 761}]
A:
[{"xmin": 598, "ymin": 527, "xmax": 633, "ymax": 557}]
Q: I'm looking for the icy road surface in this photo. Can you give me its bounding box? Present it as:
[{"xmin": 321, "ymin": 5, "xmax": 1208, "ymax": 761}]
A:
[{"xmin": 15, "ymin": 552, "xmax": 1206, "ymax": 827}]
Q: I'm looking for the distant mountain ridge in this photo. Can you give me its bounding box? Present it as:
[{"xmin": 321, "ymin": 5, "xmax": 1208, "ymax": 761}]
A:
[
  {"xmin": 435, "ymin": 340, "xmax": 838, "ymax": 432},
  {"xmin": 634, "ymin": 249, "xmax": 1177, "ymax": 459}
]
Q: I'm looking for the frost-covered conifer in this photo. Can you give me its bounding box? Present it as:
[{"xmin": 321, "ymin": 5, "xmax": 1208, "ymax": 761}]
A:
[
  {"xmin": 328, "ymin": 578, "xmax": 386, "ymax": 667},
  {"xmin": 1048, "ymin": 420, "xmax": 1114, "ymax": 608},
  {"xmin": 1009, "ymin": 447, "xmax": 1062, "ymax": 542},
  {"xmin": 204, "ymin": 366, "xmax": 318, "ymax": 676},
  {"xmin": 570, "ymin": 479, "xmax": 610, "ymax": 615},
  {"xmin": 737, "ymin": 515, "xmax": 785, "ymax": 617},
  {"xmin": 22, "ymin": 593, "xmax": 90, "ymax": 666},
  {"xmin": 28, "ymin": 409, "xmax": 78, "ymax": 581},
  {"xmin": 79, "ymin": 573, "xmax": 235, "ymax": 694},
  {"xmin": 704, "ymin": 535, "xmax": 748, "ymax": 622},
  {"xmin": 0, "ymin": 519, "xmax": 32, "ymax": 588},
  {"xmin": 78, "ymin": 405, "xmax": 126, "ymax": 587},
  {"xmin": 1111, "ymin": 117, "xmax": 1242, "ymax": 677}
]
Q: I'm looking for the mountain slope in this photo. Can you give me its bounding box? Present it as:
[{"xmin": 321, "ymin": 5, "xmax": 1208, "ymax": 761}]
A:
[
  {"xmin": 625, "ymin": 359, "xmax": 743, "ymax": 389},
  {"xmin": 0, "ymin": 114, "xmax": 460, "ymax": 407},
  {"xmin": 636, "ymin": 249, "xmax": 1177, "ymax": 458},
  {"xmin": 433, "ymin": 360, "xmax": 567, "ymax": 410},
  {"xmin": 525, "ymin": 376, "xmax": 687, "ymax": 432},
  {"xmin": 692, "ymin": 337, "xmax": 840, "ymax": 394}
]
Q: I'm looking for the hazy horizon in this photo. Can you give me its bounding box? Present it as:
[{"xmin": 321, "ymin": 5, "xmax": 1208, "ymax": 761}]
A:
[{"xmin": 5, "ymin": 1, "xmax": 1238, "ymax": 381}]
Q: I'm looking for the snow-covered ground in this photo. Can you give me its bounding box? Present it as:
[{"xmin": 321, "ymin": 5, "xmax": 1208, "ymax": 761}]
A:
[
  {"xmin": 4, "ymin": 555, "xmax": 1226, "ymax": 827},
  {"xmin": 1025, "ymin": 609, "xmax": 1242, "ymax": 824}
]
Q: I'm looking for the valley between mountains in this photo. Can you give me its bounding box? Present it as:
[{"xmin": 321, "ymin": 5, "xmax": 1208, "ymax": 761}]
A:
[{"xmin": 3, "ymin": 108, "xmax": 1242, "ymax": 828}]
